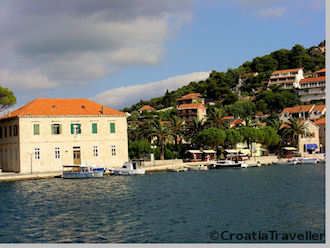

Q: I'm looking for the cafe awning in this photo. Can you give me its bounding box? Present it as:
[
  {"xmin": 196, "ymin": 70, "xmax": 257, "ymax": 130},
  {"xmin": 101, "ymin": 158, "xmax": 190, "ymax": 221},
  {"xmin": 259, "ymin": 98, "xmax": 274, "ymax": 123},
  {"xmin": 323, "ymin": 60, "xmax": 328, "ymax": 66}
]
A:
[
  {"xmin": 225, "ymin": 149, "xmax": 240, "ymax": 153},
  {"xmin": 187, "ymin": 150, "xmax": 202, "ymax": 153},
  {"xmin": 203, "ymin": 150, "xmax": 216, "ymax": 154},
  {"xmin": 282, "ymin": 147, "xmax": 297, "ymax": 151}
]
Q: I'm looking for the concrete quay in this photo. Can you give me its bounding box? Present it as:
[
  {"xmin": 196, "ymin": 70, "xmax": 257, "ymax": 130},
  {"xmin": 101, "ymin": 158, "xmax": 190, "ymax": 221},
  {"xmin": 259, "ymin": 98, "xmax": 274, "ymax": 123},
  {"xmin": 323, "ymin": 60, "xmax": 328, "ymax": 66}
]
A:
[{"xmin": 0, "ymin": 172, "xmax": 61, "ymax": 182}]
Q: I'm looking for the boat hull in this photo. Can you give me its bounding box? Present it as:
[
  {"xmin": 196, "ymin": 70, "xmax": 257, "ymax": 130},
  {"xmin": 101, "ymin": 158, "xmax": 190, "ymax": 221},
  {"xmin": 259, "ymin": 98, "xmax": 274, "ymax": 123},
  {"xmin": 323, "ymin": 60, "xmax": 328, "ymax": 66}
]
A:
[{"xmin": 62, "ymin": 171, "xmax": 94, "ymax": 179}]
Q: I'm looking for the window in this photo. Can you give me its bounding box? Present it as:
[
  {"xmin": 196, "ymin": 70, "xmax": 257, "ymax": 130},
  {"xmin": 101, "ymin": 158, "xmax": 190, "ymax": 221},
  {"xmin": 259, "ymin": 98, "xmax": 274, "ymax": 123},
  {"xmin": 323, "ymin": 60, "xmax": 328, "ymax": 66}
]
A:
[
  {"xmin": 92, "ymin": 123, "xmax": 98, "ymax": 134},
  {"xmin": 33, "ymin": 124, "xmax": 40, "ymax": 135},
  {"xmin": 4, "ymin": 127, "xmax": 7, "ymax": 138},
  {"xmin": 13, "ymin": 125, "xmax": 18, "ymax": 136},
  {"xmin": 0, "ymin": 127, "xmax": 2, "ymax": 139},
  {"xmin": 51, "ymin": 124, "xmax": 61, "ymax": 135},
  {"xmin": 34, "ymin": 148, "xmax": 40, "ymax": 160},
  {"xmin": 111, "ymin": 145, "xmax": 116, "ymax": 156},
  {"xmin": 110, "ymin": 123, "xmax": 116, "ymax": 133},
  {"xmin": 55, "ymin": 147, "xmax": 60, "ymax": 159},
  {"xmin": 93, "ymin": 146, "xmax": 98, "ymax": 157},
  {"xmin": 71, "ymin": 123, "xmax": 81, "ymax": 135},
  {"xmin": 9, "ymin": 126, "xmax": 12, "ymax": 137}
]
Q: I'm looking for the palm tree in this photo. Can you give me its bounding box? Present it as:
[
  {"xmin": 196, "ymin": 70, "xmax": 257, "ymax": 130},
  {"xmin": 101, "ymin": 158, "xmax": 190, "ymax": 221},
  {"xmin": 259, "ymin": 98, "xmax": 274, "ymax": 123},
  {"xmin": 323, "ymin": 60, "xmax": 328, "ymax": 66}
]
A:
[
  {"xmin": 280, "ymin": 117, "xmax": 307, "ymax": 147},
  {"xmin": 207, "ymin": 107, "xmax": 226, "ymax": 128},
  {"xmin": 169, "ymin": 116, "xmax": 185, "ymax": 148},
  {"xmin": 184, "ymin": 117, "xmax": 205, "ymax": 142},
  {"xmin": 150, "ymin": 119, "xmax": 172, "ymax": 160}
]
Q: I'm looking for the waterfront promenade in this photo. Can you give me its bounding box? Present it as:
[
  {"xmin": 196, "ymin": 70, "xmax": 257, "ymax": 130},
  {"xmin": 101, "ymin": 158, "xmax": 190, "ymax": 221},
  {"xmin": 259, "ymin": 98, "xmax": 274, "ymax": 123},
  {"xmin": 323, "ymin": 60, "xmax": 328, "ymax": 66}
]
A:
[{"xmin": 0, "ymin": 154, "xmax": 324, "ymax": 182}]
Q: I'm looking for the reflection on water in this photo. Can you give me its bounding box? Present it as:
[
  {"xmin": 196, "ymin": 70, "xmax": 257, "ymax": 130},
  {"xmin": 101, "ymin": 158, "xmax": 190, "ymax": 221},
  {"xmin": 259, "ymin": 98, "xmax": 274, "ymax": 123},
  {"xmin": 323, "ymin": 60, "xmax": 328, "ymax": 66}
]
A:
[{"xmin": 0, "ymin": 164, "xmax": 325, "ymax": 243}]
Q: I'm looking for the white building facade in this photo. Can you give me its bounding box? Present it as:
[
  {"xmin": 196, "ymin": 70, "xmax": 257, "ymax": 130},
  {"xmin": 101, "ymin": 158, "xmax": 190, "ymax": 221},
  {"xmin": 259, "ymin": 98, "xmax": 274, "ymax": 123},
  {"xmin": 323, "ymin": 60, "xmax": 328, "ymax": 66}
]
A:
[
  {"xmin": 0, "ymin": 98, "xmax": 129, "ymax": 173},
  {"xmin": 268, "ymin": 68, "xmax": 304, "ymax": 89}
]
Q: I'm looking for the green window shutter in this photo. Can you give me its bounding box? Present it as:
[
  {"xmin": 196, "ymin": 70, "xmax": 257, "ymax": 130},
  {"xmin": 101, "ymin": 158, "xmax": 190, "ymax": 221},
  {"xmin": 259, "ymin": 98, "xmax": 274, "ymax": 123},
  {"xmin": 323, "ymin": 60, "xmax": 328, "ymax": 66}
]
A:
[
  {"xmin": 33, "ymin": 124, "xmax": 40, "ymax": 135},
  {"xmin": 70, "ymin": 124, "xmax": 74, "ymax": 134},
  {"xmin": 92, "ymin": 123, "xmax": 97, "ymax": 134},
  {"xmin": 77, "ymin": 124, "xmax": 81, "ymax": 134},
  {"xmin": 110, "ymin": 123, "xmax": 116, "ymax": 133}
]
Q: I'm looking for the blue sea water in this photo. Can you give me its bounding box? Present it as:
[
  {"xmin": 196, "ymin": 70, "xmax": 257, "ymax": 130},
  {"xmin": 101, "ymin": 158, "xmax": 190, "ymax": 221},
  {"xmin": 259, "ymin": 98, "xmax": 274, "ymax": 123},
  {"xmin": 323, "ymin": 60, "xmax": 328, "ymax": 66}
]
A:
[{"xmin": 0, "ymin": 164, "xmax": 325, "ymax": 243}]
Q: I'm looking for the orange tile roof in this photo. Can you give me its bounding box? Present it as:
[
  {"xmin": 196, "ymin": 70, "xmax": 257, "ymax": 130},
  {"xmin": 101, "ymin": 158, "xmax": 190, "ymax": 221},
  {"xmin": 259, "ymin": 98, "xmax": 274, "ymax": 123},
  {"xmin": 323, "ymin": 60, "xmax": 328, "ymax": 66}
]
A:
[
  {"xmin": 314, "ymin": 117, "xmax": 326, "ymax": 126},
  {"xmin": 316, "ymin": 68, "xmax": 326, "ymax": 73},
  {"xmin": 222, "ymin": 116, "xmax": 235, "ymax": 120},
  {"xmin": 139, "ymin": 105, "xmax": 155, "ymax": 112},
  {"xmin": 282, "ymin": 105, "xmax": 314, "ymax": 114},
  {"xmin": 230, "ymin": 119, "xmax": 244, "ymax": 127},
  {"xmin": 312, "ymin": 104, "xmax": 326, "ymax": 112},
  {"xmin": 177, "ymin": 93, "xmax": 202, "ymax": 101},
  {"xmin": 299, "ymin": 76, "xmax": 325, "ymax": 84},
  {"xmin": 0, "ymin": 98, "xmax": 125, "ymax": 120},
  {"xmin": 177, "ymin": 103, "xmax": 205, "ymax": 110},
  {"xmin": 272, "ymin": 68, "xmax": 303, "ymax": 74}
]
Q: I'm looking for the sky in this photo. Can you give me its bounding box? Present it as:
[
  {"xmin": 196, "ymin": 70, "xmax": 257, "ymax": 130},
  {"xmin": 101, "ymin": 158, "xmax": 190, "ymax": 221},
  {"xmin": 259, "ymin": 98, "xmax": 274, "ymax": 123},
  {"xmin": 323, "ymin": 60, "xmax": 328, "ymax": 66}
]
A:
[{"xmin": 0, "ymin": 0, "xmax": 325, "ymax": 110}]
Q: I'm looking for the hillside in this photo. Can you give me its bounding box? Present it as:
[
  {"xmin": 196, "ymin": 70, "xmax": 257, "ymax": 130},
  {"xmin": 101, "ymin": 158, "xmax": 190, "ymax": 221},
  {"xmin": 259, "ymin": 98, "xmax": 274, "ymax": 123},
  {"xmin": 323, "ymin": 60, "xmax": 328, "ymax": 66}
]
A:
[{"xmin": 122, "ymin": 41, "xmax": 325, "ymax": 113}]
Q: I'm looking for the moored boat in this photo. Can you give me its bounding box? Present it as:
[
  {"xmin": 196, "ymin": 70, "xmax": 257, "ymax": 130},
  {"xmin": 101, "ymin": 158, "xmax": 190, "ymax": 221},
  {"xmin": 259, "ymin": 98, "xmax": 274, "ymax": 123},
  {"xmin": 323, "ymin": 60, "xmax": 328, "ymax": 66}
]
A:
[
  {"xmin": 62, "ymin": 165, "xmax": 105, "ymax": 179},
  {"xmin": 110, "ymin": 161, "xmax": 145, "ymax": 175},
  {"xmin": 211, "ymin": 160, "xmax": 247, "ymax": 169}
]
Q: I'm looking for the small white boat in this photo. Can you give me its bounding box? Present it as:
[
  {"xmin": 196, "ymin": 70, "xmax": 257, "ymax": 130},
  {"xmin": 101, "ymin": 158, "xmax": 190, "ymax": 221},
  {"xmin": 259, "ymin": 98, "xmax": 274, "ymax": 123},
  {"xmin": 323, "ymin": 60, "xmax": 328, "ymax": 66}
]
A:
[
  {"xmin": 287, "ymin": 158, "xmax": 300, "ymax": 165},
  {"xmin": 299, "ymin": 158, "xmax": 320, "ymax": 164},
  {"xmin": 110, "ymin": 161, "xmax": 145, "ymax": 175},
  {"xmin": 212, "ymin": 160, "xmax": 246, "ymax": 169},
  {"xmin": 62, "ymin": 165, "xmax": 104, "ymax": 179},
  {"xmin": 185, "ymin": 164, "xmax": 209, "ymax": 171}
]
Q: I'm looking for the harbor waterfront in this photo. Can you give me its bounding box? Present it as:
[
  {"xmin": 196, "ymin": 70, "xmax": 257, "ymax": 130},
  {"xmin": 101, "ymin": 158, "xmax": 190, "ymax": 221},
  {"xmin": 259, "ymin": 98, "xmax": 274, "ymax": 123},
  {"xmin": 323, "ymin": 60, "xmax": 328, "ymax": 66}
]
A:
[{"xmin": 0, "ymin": 163, "xmax": 324, "ymax": 243}]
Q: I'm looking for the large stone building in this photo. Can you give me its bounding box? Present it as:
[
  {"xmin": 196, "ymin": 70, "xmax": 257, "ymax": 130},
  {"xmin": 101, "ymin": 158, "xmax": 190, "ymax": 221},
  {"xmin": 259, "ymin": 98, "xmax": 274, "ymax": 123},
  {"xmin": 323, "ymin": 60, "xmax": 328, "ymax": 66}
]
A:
[{"xmin": 0, "ymin": 98, "xmax": 128, "ymax": 173}]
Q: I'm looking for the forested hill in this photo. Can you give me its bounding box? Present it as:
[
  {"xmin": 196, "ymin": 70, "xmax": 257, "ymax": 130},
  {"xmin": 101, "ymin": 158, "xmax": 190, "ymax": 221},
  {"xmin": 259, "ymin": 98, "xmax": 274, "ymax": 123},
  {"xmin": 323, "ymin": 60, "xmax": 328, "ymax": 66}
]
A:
[{"xmin": 122, "ymin": 41, "xmax": 325, "ymax": 113}]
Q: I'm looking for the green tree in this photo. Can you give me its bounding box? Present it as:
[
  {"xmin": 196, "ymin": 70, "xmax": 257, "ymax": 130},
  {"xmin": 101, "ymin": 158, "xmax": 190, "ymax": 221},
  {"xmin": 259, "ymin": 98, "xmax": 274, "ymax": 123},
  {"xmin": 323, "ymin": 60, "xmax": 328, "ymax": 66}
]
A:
[
  {"xmin": 207, "ymin": 107, "xmax": 226, "ymax": 128},
  {"xmin": 128, "ymin": 139, "xmax": 151, "ymax": 159},
  {"xmin": 0, "ymin": 86, "xmax": 16, "ymax": 111},
  {"xmin": 224, "ymin": 129, "xmax": 241, "ymax": 148},
  {"xmin": 226, "ymin": 100, "xmax": 256, "ymax": 119},
  {"xmin": 193, "ymin": 128, "xmax": 226, "ymax": 152}
]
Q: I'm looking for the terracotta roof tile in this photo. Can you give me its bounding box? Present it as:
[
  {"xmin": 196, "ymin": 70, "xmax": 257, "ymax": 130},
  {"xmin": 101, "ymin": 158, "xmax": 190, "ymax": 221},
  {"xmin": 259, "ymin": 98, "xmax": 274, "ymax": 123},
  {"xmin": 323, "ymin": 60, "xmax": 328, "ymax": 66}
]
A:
[
  {"xmin": 314, "ymin": 117, "xmax": 326, "ymax": 126},
  {"xmin": 177, "ymin": 93, "xmax": 202, "ymax": 101},
  {"xmin": 312, "ymin": 104, "xmax": 326, "ymax": 112},
  {"xmin": 299, "ymin": 76, "xmax": 325, "ymax": 84},
  {"xmin": 272, "ymin": 68, "xmax": 303, "ymax": 74},
  {"xmin": 315, "ymin": 68, "xmax": 326, "ymax": 73},
  {"xmin": 139, "ymin": 105, "xmax": 155, "ymax": 112},
  {"xmin": 0, "ymin": 98, "xmax": 125, "ymax": 120},
  {"xmin": 282, "ymin": 105, "xmax": 314, "ymax": 114},
  {"xmin": 177, "ymin": 103, "xmax": 205, "ymax": 110}
]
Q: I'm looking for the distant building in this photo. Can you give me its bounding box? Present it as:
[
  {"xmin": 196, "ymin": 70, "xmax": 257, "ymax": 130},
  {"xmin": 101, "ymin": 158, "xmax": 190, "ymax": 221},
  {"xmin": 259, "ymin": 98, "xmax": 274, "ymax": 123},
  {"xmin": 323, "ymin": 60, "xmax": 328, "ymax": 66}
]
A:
[
  {"xmin": 297, "ymin": 120, "xmax": 320, "ymax": 156},
  {"xmin": 268, "ymin": 68, "xmax": 304, "ymax": 89},
  {"xmin": 298, "ymin": 68, "xmax": 326, "ymax": 103},
  {"xmin": 0, "ymin": 98, "xmax": 128, "ymax": 173},
  {"xmin": 177, "ymin": 103, "xmax": 206, "ymax": 122},
  {"xmin": 314, "ymin": 117, "xmax": 326, "ymax": 153},
  {"xmin": 176, "ymin": 93, "xmax": 206, "ymax": 122},
  {"xmin": 280, "ymin": 104, "xmax": 326, "ymax": 122},
  {"xmin": 176, "ymin": 93, "xmax": 204, "ymax": 105},
  {"xmin": 139, "ymin": 105, "xmax": 156, "ymax": 113}
]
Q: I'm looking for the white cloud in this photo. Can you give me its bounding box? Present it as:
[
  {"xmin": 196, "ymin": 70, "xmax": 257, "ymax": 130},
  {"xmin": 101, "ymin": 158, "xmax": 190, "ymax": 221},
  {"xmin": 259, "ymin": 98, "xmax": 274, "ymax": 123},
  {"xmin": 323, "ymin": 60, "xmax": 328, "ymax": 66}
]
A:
[
  {"xmin": 0, "ymin": 1, "xmax": 193, "ymax": 90},
  {"xmin": 258, "ymin": 7, "xmax": 286, "ymax": 17},
  {"xmin": 0, "ymin": 69, "xmax": 57, "ymax": 89},
  {"xmin": 94, "ymin": 71, "xmax": 210, "ymax": 108}
]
